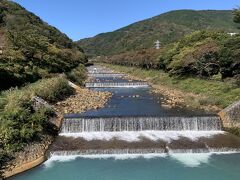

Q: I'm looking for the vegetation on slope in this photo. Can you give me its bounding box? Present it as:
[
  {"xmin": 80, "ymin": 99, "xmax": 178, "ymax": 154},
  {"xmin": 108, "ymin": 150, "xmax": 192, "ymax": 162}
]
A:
[
  {"xmin": 78, "ymin": 10, "xmax": 239, "ymax": 57},
  {"xmin": 0, "ymin": 77, "xmax": 74, "ymax": 175},
  {"xmin": 158, "ymin": 31, "xmax": 240, "ymax": 81},
  {"xmin": 66, "ymin": 64, "xmax": 87, "ymax": 86},
  {"xmin": 96, "ymin": 48, "xmax": 160, "ymax": 69},
  {"xmin": 0, "ymin": 0, "xmax": 89, "ymax": 176},
  {"xmin": 0, "ymin": 0, "xmax": 87, "ymax": 90}
]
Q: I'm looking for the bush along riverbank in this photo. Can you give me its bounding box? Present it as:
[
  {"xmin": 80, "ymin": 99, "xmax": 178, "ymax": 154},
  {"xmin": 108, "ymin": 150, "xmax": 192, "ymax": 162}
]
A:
[{"xmin": 0, "ymin": 75, "xmax": 111, "ymax": 178}]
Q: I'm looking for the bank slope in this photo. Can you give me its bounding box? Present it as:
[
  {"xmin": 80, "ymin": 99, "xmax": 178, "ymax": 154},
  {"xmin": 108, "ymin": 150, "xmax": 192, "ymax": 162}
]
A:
[{"xmin": 0, "ymin": 0, "xmax": 87, "ymax": 90}]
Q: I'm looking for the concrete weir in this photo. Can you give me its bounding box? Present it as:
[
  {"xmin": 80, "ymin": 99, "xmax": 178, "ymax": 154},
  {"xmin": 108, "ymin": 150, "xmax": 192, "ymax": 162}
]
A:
[
  {"xmin": 49, "ymin": 133, "xmax": 240, "ymax": 155},
  {"xmin": 85, "ymin": 82, "xmax": 149, "ymax": 88},
  {"xmin": 51, "ymin": 65, "xmax": 240, "ymax": 157},
  {"xmin": 61, "ymin": 116, "xmax": 222, "ymax": 133},
  {"xmin": 87, "ymin": 73, "xmax": 125, "ymax": 78}
]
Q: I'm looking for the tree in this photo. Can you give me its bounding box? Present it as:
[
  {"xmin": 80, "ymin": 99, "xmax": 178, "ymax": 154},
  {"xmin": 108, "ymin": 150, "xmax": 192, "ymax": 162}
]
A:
[{"xmin": 233, "ymin": 8, "xmax": 240, "ymax": 24}]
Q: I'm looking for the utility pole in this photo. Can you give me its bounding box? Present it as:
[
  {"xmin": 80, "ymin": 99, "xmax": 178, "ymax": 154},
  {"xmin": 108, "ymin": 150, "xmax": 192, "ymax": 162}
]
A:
[
  {"xmin": 0, "ymin": 46, "xmax": 3, "ymax": 55},
  {"xmin": 154, "ymin": 40, "xmax": 160, "ymax": 49}
]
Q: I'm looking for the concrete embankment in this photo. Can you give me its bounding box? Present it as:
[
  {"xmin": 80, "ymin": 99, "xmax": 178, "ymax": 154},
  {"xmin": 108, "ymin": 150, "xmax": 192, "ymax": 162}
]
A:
[
  {"xmin": 4, "ymin": 154, "xmax": 46, "ymax": 178},
  {"xmin": 219, "ymin": 101, "xmax": 240, "ymax": 135}
]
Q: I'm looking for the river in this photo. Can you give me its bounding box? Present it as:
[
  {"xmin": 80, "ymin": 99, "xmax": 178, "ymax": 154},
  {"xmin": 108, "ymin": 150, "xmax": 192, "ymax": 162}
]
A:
[{"xmin": 11, "ymin": 65, "xmax": 240, "ymax": 180}]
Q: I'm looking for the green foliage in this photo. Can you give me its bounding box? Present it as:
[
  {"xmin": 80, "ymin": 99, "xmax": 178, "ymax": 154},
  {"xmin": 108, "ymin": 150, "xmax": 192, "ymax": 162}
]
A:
[
  {"xmin": 66, "ymin": 64, "xmax": 87, "ymax": 86},
  {"xmin": 31, "ymin": 77, "xmax": 74, "ymax": 103},
  {"xmin": 0, "ymin": 0, "xmax": 87, "ymax": 90},
  {"xmin": 0, "ymin": 150, "xmax": 12, "ymax": 176},
  {"xmin": 96, "ymin": 49, "xmax": 160, "ymax": 69},
  {"xmin": 156, "ymin": 30, "xmax": 240, "ymax": 81},
  {"xmin": 219, "ymin": 35, "xmax": 240, "ymax": 79},
  {"xmin": 78, "ymin": 10, "xmax": 239, "ymax": 57},
  {"xmin": 0, "ymin": 77, "xmax": 74, "ymax": 171},
  {"xmin": 233, "ymin": 8, "xmax": 240, "ymax": 24},
  {"xmin": 158, "ymin": 31, "xmax": 225, "ymax": 77}
]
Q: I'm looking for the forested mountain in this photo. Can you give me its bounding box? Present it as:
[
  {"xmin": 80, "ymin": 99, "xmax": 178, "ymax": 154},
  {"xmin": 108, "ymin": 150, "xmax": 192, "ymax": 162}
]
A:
[
  {"xmin": 77, "ymin": 10, "xmax": 239, "ymax": 57},
  {"xmin": 0, "ymin": 0, "xmax": 87, "ymax": 90}
]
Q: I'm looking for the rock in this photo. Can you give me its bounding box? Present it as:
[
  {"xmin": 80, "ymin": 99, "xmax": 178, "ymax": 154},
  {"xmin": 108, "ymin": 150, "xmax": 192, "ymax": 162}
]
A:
[
  {"xmin": 31, "ymin": 96, "xmax": 52, "ymax": 111},
  {"xmin": 162, "ymin": 104, "xmax": 172, "ymax": 108}
]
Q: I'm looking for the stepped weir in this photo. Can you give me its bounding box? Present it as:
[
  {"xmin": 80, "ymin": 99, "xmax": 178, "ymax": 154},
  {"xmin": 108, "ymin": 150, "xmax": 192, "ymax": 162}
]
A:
[
  {"xmin": 50, "ymin": 147, "xmax": 240, "ymax": 156},
  {"xmin": 52, "ymin": 65, "xmax": 240, "ymax": 157},
  {"xmin": 87, "ymin": 73, "xmax": 125, "ymax": 78},
  {"xmin": 85, "ymin": 82, "xmax": 149, "ymax": 88},
  {"xmin": 61, "ymin": 116, "xmax": 222, "ymax": 133},
  {"xmin": 50, "ymin": 149, "xmax": 166, "ymax": 156}
]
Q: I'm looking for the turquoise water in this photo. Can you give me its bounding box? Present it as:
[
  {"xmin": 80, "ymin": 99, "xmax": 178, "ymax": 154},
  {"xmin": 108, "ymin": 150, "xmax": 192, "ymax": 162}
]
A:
[{"xmin": 11, "ymin": 153, "xmax": 240, "ymax": 180}]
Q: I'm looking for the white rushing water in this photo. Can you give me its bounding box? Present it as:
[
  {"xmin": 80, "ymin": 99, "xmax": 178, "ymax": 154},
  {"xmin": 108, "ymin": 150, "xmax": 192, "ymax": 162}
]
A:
[
  {"xmin": 60, "ymin": 131, "xmax": 224, "ymax": 143},
  {"xmin": 87, "ymin": 73, "xmax": 125, "ymax": 78},
  {"xmin": 85, "ymin": 82, "xmax": 149, "ymax": 88},
  {"xmin": 61, "ymin": 116, "xmax": 222, "ymax": 133},
  {"xmin": 44, "ymin": 151, "xmax": 240, "ymax": 169},
  {"xmin": 44, "ymin": 153, "xmax": 167, "ymax": 168}
]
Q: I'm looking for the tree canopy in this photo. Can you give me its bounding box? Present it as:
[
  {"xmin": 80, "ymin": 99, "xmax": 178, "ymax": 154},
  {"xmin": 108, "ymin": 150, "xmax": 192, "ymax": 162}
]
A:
[{"xmin": 0, "ymin": 0, "xmax": 87, "ymax": 90}]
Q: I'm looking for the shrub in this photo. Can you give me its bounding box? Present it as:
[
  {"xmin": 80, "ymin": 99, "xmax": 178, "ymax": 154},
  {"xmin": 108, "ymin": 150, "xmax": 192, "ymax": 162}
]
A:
[
  {"xmin": 32, "ymin": 77, "xmax": 74, "ymax": 103},
  {"xmin": 219, "ymin": 35, "xmax": 240, "ymax": 79},
  {"xmin": 66, "ymin": 64, "xmax": 87, "ymax": 86}
]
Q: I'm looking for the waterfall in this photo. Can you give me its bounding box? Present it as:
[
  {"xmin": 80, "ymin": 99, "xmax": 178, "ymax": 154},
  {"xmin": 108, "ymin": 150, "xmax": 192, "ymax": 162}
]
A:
[
  {"xmin": 88, "ymin": 70, "xmax": 114, "ymax": 74},
  {"xmin": 50, "ymin": 148, "xmax": 240, "ymax": 157},
  {"xmin": 87, "ymin": 66, "xmax": 114, "ymax": 74},
  {"xmin": 85, "ymin": 82, "xmax": 149, "ymax": 88},
  {"xmin": 50, "ymin": 149, "xmax": 166, "ymax": 156},
  {"xmin": 168, "ymin": 148, "xmax": 240, "ymax": 154},
  {"xmin": 61, "ymin": 116, "xmax": 222, "ymax": 133},
  {"xmin": 87, "ymin": 73, "xmax": 125, "ymax": 78},
  {"xmin": 168, "ymin": 148, "xmax": 210, "ymax": 153}
]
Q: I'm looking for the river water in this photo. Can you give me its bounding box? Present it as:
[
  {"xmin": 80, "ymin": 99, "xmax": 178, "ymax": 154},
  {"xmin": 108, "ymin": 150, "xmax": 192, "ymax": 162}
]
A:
[{"xmin": 11, "ymin": 66, "xmax": 240, "ymax": 180}]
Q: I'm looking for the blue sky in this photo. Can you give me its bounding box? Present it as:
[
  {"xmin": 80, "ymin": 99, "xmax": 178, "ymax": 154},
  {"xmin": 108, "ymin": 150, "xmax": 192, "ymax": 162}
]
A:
[{"xmin": 13, "ymin": 0, "xmax": 240, "ymax": 41}]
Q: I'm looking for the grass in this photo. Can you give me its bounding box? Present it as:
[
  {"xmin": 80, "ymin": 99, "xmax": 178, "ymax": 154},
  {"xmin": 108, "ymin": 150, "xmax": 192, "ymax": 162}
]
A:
[{"xmin": 104, "ymin": 64, "xmax": 240, "ymax": 109}]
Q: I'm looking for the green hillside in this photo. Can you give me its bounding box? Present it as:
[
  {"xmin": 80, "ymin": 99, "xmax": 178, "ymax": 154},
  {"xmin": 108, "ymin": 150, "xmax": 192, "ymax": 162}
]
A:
[
  {"xmin": 77, "ymin": 10, "xmax": 239, "ymax": 57},
  {"xmin": 0, "ymin": 0, "xmax": 87, "ymax": 90}
]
